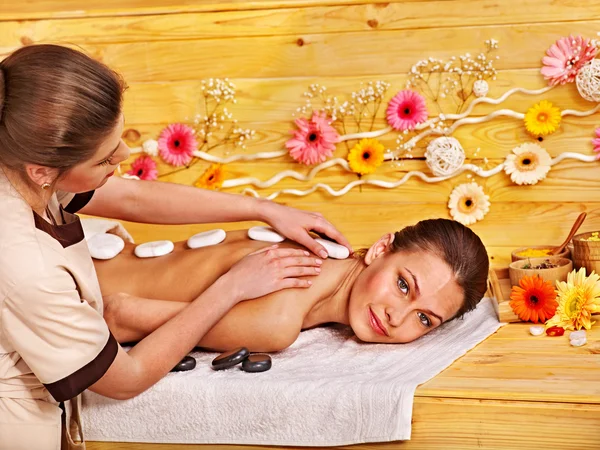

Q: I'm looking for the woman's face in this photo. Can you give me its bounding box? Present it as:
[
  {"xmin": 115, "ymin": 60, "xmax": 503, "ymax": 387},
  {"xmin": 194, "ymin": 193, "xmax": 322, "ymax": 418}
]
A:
[
  {"xmin": 56, "ymin": 114, "xmax": 130, "ymax": 193},
  {"xmin": 348, "ymin": 234, "xmax": 464, "ymax": 344}
]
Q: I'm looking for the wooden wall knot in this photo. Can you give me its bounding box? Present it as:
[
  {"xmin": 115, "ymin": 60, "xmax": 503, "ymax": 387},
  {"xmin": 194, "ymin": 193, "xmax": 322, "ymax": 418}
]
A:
[
  {"xmin": 20, "ymin": 36, "xmax": 33, "ymax": 46},
  {"xmin": 122, "ymin": 128, "xmax": 141, "ymax": 144},
  {"xmin": 367, "ymin": 19, "xmax": 379, "ymax": 29}
]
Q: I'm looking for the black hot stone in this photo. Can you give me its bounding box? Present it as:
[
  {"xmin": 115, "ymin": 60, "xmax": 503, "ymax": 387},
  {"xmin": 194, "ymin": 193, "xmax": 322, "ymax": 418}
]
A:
[
  {"xmin": 171, "ymin": 355, "xmax": 196, "ymax": 372},
  {"xmin": 241, "ymin": 354, "xmax": 272, "ymax": 373},
  {"xmin": 211, "ymin": 347, "xmax": 249, "ymax": 371}
]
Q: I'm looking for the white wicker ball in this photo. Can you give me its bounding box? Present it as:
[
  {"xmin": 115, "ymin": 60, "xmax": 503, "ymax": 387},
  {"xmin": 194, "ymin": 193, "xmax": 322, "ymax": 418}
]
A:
[
  {"xmin": 425, "ymin": 137, "xmax": 465, "ymax": 177},
  {"xmin": 473, "ymin": 79, "xmax": 489, "ymax": 98},
  {"xmin": 576, "ymin": 59, "xmax": 600, "ymax": 102}
]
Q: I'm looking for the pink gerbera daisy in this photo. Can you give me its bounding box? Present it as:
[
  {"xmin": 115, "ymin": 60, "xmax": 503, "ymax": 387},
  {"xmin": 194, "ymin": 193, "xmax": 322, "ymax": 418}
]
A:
[
  {"xmin": 386, "ymin": 90, "xmax": 428, "ymax": 131},
  {"xmin": 126, "ymin": 155, "xmax": 158, "ymax": 181},
  {"xmin": 541, "ymin": 35, "xmax": 597, "ymax": 86},
  {"xmin": 285, "ymin": 111, "xmax": 339, "ymax": 165},
  {"xmin": 158, "ymin": 123, "xmax": 197, "ymax": 167},
  {"xmin": 593, "ymin": 127, "xmax": 600, "ymax": 158}
]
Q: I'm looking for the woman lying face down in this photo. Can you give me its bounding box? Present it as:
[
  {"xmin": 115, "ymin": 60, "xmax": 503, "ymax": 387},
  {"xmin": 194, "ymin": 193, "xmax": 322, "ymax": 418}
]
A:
[{"xmin": 98, "ymin": 218, "xmax": 489, "ymax": 352}]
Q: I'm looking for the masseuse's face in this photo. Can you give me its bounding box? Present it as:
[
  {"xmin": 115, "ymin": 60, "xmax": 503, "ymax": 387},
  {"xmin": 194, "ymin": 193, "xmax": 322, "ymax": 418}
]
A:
[
  {"xmin": 56, "ymin": 113, "xmax": 130, "ymax": 193},
  {"xmin": 348, "ymin": 234, "xmax": 463, "ymax": 344}
]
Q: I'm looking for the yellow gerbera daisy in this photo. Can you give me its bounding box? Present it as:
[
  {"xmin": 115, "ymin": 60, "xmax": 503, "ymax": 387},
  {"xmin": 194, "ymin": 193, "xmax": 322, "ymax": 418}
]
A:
[
  {"xmin": 347, "ymin": 138, "xmax": 385, "ymax": 175},
  {"xmin": 545, "ymin": 268, "xmax": 600, "ymax": 331},
  {"xmin": 524, "ymin": 100, "xmax": 561, "ymax": 136},
  {"xmin": 194, "ymin": 163, "xmax": 226, "ymax": 190}
]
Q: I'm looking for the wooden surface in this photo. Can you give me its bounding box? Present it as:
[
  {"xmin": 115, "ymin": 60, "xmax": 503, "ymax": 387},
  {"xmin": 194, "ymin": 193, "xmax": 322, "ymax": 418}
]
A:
[{"xmin": 3, "ymin": 1, "xmax": 600, "ymax": 449}]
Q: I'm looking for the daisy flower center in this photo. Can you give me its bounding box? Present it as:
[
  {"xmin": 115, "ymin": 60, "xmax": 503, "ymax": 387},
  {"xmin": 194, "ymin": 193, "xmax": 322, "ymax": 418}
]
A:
[
  {"xmin": 308, "ymin": 132, "xmax": 318, "ymax": 142},
  {"xmin": 208, "ymin": 175, "xmax": 215, "ymax": 181},
  {"xmin": 516, "ymin": 153, "xmax": 539, "ymax": 172},
  {"xmin": 460, "ymin": 197, "xmax": 475, "ymax": 212},
  {"xmin": 174, "ymin": 139, "xmax": 181, "ymax": 148},
  {"xmin": 567, "ymin": 57, "xmax": 578, "ymax": 68},
  {"xmin": 399, "ymin": 104, "xmax": 412, "ymax": 118},
  {"xmin": 137, "ymin": 169, "xmax": 144, "ymax": 176},
  {"xmin": 564, "ymin": 289, "xmax": 583, "ymax": 317},
  {"xmin": 362, "ymin": 151, "xmax": 371, "ymax": 160},
  {"xmin": 528, "ymin": 294, "xmax": 539, "ymax": 305},
  {"xmin": 536, "ymin": 112, "xmax": 548, "ymax": 123}
]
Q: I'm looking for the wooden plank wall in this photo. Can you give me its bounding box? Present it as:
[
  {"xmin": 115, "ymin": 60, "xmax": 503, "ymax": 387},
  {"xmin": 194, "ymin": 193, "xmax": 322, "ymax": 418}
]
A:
[{"xmin": 2, "ymin": 0, "xmax": 600, "ymax": 267}]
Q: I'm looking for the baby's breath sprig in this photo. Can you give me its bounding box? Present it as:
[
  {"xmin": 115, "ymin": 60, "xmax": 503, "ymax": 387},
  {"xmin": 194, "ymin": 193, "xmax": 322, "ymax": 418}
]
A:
[
  {"xmin": 407, "ymin": 40, "xmax": 499, "ymax": 115},
  {"xmin": 158, "ymin": 78, "xmax": 254, "ymax": 178},
  {"xmin": 295, "ymin": 81, "xmax": 390, "ymax": 138},
  {"xmin": 193, "ymin": 78, "xmax": 255, "ymax": 152}
]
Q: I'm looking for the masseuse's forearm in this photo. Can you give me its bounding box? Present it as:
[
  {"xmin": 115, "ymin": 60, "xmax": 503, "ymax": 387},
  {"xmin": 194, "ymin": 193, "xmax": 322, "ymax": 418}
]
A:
[
  {"xmin": 87, "ymin": 176, "xmax": 270, "ymax": 224},
  {"xmin": 111, "ymin": 277, "xmax": 237, "ymax": 399}
]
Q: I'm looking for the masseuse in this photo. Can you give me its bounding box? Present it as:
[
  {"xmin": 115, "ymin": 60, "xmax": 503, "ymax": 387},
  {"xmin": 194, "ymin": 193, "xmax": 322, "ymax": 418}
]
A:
[{"xmin": 0, "ymin": 44, "xmax": 351, "ymax": 450}]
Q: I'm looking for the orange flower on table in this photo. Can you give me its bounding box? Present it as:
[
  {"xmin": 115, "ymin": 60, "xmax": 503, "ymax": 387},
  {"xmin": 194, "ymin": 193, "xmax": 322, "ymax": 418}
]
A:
[
  {"xmin": 194, "ymin": 164, "xmax": 226, "ymax": 190},
  {"xmin": 509, "ymin": 275, "xmax": 558, "ymax": 323}
]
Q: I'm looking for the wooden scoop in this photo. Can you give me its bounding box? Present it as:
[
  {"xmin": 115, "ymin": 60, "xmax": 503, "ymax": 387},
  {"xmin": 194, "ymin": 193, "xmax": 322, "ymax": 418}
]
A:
[{"xmin": 550, "ymin": 212, "xmax": 587, "ymax": 255}]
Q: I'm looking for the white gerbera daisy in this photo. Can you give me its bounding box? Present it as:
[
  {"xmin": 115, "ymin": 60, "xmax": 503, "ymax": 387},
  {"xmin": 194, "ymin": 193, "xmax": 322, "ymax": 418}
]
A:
[
  {"xmin": 504, "ymin": 143, "xmax": 551, "ymax": 185},
  {"xmin": 142, "ymin": 139, "xmax": 159, "ymax": 157},
  {"xmin": 448, "ymin": 182, "xmax": 490, "ymax": 226}
]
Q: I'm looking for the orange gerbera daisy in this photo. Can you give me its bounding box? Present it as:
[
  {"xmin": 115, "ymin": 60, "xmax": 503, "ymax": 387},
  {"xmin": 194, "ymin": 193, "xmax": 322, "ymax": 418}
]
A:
[{"xmin": 509, "ymin": 275, "xmax": 558, "ymax": 323}]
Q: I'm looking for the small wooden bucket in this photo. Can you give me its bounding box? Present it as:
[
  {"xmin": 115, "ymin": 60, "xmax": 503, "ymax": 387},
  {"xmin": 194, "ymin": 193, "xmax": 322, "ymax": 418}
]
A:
[
  {"xmin": 572, "ymin": 231, "xmax": 600, "ymax": 273},
  {"xmin": 508, "ymin": 257, "xmax": 573, "ymax": 287}
]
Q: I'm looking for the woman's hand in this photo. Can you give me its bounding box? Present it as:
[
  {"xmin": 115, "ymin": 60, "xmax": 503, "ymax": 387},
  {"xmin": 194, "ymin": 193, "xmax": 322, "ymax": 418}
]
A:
[
  {"xmin": 224, "ymin": 245, "xmax": 323, "ymax": 303},
  {"xmin": 258, "ymin": 201, "xmax": 352, "ymax": 259}
]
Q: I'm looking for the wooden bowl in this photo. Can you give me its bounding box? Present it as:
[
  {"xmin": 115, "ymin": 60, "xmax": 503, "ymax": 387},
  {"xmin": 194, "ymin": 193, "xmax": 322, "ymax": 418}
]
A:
[
  {"xmin": 509, "ymin": 257, "xmax": 573, "ymax": 287},
  {"xmin": 511, "ymin": 245, "xmax": 570, "ymax": 262},
  {"xmin": 572, "ymin": 231, "xmax": 600, "ymax": 273}
]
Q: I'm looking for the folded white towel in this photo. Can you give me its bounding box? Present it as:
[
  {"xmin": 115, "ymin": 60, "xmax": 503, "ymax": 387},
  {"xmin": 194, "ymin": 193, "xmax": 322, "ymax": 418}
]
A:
[
  {"xmin": 82, "ymin": 298, "xmax": 502, "ymax": 446},
  {"xmin": 81, "ymin": 218, "xmax": 135, "ymax": 244}
]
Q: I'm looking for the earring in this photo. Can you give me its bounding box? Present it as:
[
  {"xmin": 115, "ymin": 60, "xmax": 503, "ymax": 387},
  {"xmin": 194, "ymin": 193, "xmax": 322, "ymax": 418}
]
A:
[{"xmin": 41, "ymin": 183, "xmax": 51, "ymax": 190}]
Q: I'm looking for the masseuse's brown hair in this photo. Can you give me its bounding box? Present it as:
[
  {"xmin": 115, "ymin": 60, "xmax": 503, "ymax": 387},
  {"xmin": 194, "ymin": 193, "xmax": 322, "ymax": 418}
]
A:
[
  {"xmin": 356, "ymin": 218, "xmax": 489, "ymax": 320},
  {"xmin": 0, "ymin": 44, "xmax": 125, "ymax": 183},
  {"xmin": 391, "ymin": 218, "xmax": 489, "ymax": 319}
]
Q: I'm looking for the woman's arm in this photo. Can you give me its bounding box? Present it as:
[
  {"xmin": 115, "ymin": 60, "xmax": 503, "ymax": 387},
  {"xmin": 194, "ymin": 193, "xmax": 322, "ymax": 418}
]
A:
[
  {"xmin": 80, "ymin": 176, "xmax": 351, "ymax": 258},
  {"xmin": 81, "ymin": 176, "xmax": 267, "ymax": 225},
  {"xmin": 90, "ymin": 276, "xmax": 236, "ymax": 400},
  {"xmin": 89, "ymin": 245, "xmax": 315, "ymax": 400},
  {"xmin": 104, "ymin": 290, "xmax": 305, "ymax": 353}
]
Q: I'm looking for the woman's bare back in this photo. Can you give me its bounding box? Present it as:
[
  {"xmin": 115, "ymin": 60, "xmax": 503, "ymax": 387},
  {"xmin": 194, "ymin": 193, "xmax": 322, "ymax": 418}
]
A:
[
  {"xmin": 94, "ymin": 230, "xmax": 345, "ymax": 352},
  {"xmin": 95, "ymin": 230, "xmax": 275, "ymax": 302}
]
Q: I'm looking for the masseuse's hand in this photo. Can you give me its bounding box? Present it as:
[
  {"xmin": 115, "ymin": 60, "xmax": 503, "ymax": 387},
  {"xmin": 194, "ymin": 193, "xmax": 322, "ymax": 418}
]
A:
[
  {"xmin": 225, "ymin": 245, "xmax": 322, "ymax": 303},
  {"xmin": 259, "ymin": 201, "xmax": 352, "ymax": 259}
]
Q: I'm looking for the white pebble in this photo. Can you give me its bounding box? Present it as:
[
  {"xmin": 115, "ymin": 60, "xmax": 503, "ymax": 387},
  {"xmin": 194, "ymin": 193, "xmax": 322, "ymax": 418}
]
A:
[
  {"xmin": 248, "ymin": 226, "xmax": 285, "ymax": 243},
  {"xmin": 87, "ymin": 233, "xmax": 125, "ymax": 260},
  {"xmin": 134, "ymin": 240, "xmax": 175, "ymax": 258},
  {"xmin": 315, "ymin": 238, "xmax": 350, "ymax": 260},
  {"xmin": 569, "ymin": 330, "xmax": 587, "ymax": 341},
  {"xmin": 570, "ymin": 337, "xmax": 587, "ymax": 347},
  {"xmin": 529, "ymin": 325, "xmax": 544, "ymax": 336},
  {"xmin": 187, "ymin": 229, "xmax": 226, "ymax": 249}
]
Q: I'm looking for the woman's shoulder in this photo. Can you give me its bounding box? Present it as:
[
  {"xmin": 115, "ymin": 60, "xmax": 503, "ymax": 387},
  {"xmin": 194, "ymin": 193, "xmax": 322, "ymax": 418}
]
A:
[{"xmin": 199, "ymin": 288, "xmax": 311, "ymax": 353}]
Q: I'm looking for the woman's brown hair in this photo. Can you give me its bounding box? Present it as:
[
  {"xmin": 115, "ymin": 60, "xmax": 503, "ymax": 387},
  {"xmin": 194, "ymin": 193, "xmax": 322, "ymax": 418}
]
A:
[
  {"xmin": 356, "ymin": 218, "xmax": 490, "ymax": 320},
  {"xmin": 0, "ymin": 44, "xmax": 125, "ymax": 182}
]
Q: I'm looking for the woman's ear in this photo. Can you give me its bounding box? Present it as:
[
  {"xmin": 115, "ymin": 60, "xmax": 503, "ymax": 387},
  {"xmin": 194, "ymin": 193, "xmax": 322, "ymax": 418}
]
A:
[
  {"xmin": 364, "ymin": 233, "xmax": 395, "ymax": 265},
  {"xmin": 25, "ymin": 164, "xmax": 58, "ymax": 188}
]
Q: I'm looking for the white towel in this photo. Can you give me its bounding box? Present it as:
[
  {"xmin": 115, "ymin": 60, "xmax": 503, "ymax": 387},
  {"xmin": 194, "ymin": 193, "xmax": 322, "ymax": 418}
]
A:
[
  {"xmin": 82, "ymin": 298, "xmax": 502, "ymax": 446},
  {"xmin": 81, "ymin": 218, "xmax": 135, "ymax": 243}
]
